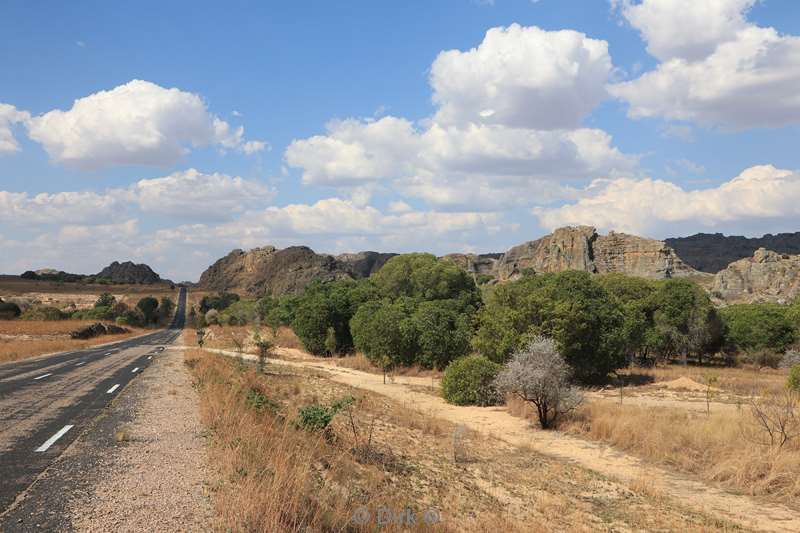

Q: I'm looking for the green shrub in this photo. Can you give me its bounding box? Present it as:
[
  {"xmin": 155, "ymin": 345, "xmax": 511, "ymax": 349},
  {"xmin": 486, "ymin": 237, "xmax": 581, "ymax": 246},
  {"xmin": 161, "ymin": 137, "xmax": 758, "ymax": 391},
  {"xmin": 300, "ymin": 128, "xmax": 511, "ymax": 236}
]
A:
[
  {"xmin": 20, "ymin": 306, "xmax": 65, "ymax": 320},
  {"xmin": 441, "ymin": 355, "xmax": 502, "ymax": 406},
  {"xmin": 739, "ymin": 349, "xmax": 784, "ymax": 369},
  {"xmin": 721, "ymin": 304, "xmax": 795, "ymax": 354},
  {"xmin": 136, "ymin": 297, "xmax": 159, "ymax": 324},
  {"xmin": 72, "ymin": 305, "xmax": 114, "ymax": 320},
  {"xmin": 245, "ymin": 387, "xmax": 278, "ymax": 413},
  {"xmin": 199, "ymin": 292, "xmax": 240, "ymax": 313},
  {"xmin": 295, "ymin": 396, "xmax": 354, "ymax": 431},
  {"xmin": 788, "ymin": 365, "xmax": 800, "ymax": 392}
]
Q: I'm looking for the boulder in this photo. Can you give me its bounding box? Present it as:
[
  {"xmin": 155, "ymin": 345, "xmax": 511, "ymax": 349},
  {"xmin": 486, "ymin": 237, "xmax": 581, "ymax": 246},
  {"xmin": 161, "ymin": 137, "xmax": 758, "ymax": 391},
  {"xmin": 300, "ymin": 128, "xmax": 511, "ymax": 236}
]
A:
[{"xmin": 70, "ymin": 322, "xmax": 129, "ymax": 339}]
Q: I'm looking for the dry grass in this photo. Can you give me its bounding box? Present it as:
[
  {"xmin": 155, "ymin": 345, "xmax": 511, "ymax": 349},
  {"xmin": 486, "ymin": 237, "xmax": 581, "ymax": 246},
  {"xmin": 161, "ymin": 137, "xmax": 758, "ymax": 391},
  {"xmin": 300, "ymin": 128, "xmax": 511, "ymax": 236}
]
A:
[
  {"xmin": 620, "ymin": 364, "xmax": 789, "ymax": 396},
  {"xmin": 187, "ymin": 348, "xmax": 741, "ymax": 532},
  {"xmin": 0, "ymin": 320, "xmax": 144, "ymax": 363},
  {"xmin": 563, "ymin": 398, "xmax": 800, "ymax": 507},
  {"xmin": 332, "ymin": 352, "xmax": 444, "ymax": 379},
  {"xmin": 0, "ymin": 276, "xmax": 177, "ymax": 310}
]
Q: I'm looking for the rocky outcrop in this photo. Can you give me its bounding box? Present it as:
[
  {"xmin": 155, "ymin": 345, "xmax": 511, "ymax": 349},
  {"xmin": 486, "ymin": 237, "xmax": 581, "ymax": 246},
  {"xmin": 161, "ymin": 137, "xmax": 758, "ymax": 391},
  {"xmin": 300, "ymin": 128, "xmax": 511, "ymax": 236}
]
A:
[
  {"xmin": 442, "ymin": 253, "xmax": 503, "ymax": 277},
  {"xmin": 96, "ymin": 261, "xmax": 162, "ymax": 284},
  {"xmin": 494, "ymin": 226, "xmax": 695, "ymax": 280},
  {"xmin": 70, "ymin": 322, "xmax": 129, "ymax": 340},
  {"xmin": 198, "ymin": 246, "xmax": 396, "ymax": 296},
  {"xmin": 666, "ymin": 232, "xmax": 800, "ymax": 273},
  {"xmin": 712, "ymin": 248, "xmax": 800, "ymax": 303}
]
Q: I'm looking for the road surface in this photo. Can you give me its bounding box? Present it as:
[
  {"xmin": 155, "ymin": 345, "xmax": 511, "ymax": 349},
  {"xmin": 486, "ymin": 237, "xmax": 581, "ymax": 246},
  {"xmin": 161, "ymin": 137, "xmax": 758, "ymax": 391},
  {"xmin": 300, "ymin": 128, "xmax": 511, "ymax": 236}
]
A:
[{"xmin": 0, "ymin": 287, "xmax": 186, "ymax": 515}]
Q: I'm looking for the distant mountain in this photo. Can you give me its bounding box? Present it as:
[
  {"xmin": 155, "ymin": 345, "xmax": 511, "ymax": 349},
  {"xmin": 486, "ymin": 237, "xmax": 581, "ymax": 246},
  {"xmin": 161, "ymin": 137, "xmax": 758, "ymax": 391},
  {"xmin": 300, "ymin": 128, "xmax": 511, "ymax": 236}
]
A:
[
  {"xmin": 666, "ymin": 232, "xmax": 800, "ymax": 273},
  {"xmin": 198, "ymin": 246, "xmax": 395, "ymax": 296},
  {"xmin": 95, "ymin": 261, "xmax": 163, "ymax": 284}
]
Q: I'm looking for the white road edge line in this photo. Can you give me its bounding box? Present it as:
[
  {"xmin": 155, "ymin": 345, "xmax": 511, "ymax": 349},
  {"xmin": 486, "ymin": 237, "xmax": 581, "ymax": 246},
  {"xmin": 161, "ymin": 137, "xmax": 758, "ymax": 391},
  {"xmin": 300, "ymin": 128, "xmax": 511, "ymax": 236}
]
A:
[
  {"xmin": 35, "ymin": 425, "xmax": 74, "ymax": 452},
  {"xmin": 33, "ymin": 373, "xmax": 52, "ymax": 380},
  {"xmin": 132, "ymin": 367, "xmax": 139, "ymax": 373},
  {"xmin": 105, "ymin": 352, "xmax": 113, "ymax": 355},
  {"xmin": 107, "ymin": 384, "xmax": 120, "ymax": 394},
  {"xmin": 75, "ymin": 362, "xmax": 85, "ymax": 366}
]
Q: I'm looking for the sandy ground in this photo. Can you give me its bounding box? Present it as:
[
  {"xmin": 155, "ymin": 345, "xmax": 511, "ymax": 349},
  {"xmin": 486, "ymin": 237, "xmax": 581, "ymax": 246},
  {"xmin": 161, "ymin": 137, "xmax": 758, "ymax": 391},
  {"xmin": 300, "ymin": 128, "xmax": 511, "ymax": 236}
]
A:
[
  {"xmin": 185, "ymin": 345, "xmax": 800, "ymax": 533},
  {"xmin": 69, "ymin": 348, "xmax": 213, "ymax": 532}
]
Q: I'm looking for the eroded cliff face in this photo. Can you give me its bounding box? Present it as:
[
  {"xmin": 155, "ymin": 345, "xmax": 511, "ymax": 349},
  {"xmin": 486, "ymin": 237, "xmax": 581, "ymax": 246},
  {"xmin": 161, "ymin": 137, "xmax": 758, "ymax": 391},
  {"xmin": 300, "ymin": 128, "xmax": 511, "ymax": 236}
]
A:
[
  {"xmin": 494, "ymin": 226, "xmax": 695, "ymax": 280},
  {"xmin": 712, "ymin": 248, "xmax": 800, "ymax": 303},
  {"xmin": 198, "ymin": 246, "xmax": 394, "ymax": 296}
]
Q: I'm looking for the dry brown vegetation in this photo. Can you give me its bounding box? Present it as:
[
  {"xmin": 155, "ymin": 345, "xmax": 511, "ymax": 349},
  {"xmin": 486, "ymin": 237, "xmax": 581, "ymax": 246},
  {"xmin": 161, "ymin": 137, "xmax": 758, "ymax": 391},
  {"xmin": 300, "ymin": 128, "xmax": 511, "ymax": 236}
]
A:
[
  {"xmin": 619, "ymin": 364, "xmax": 790, "ymax": 396},
  {"xmin": 0, "ymin": 276, "xmax": 177, "ymax": 310},
  {"xmin": 186, "ymin": 347, "xmax": 742, "ymax": 532},
  {"xmin": 560, "ymin": 396, "xmax": 800, "ymax": 507},
  {"xmin": 0, "ymin": 320, "xmax": 144, "ymax": 363}
]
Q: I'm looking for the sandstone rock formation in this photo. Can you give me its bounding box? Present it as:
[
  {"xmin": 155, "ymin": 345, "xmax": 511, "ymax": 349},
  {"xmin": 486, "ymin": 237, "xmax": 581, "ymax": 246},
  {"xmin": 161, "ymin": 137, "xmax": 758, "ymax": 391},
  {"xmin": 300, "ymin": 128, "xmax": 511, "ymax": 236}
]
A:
[
  {"xmin": 712, "ymin": 248, "xmax": 800, "ymax": 303},
  {"xmin": 442, "ymin": 253, "xmax": 503, "ymax": 277},
  {"xmin": 198, "ymin": 246, "xmax": 395, "ymax": 296},
  {"xmin": 666, "ymin": 232, "xmax": 800, "ymax": 273},
  {"xmin": 494, "ymin": 226, "xmax": 695, "ymax": 280},
  {"xmin": 96, "ymin": 261, "xmax": 162, "ymax": 284}
]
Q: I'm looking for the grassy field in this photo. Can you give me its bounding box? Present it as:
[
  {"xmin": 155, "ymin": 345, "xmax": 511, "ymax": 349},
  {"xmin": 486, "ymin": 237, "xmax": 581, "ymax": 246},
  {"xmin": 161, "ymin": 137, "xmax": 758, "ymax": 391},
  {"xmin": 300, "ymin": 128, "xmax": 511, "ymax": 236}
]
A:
[
  {"xmin": 0, "ymin": 319, "xmax": 145, "ymax": 363},
  {"xmin": 185, "ymin": 348, "xmax": 739, "ymax": 532}
]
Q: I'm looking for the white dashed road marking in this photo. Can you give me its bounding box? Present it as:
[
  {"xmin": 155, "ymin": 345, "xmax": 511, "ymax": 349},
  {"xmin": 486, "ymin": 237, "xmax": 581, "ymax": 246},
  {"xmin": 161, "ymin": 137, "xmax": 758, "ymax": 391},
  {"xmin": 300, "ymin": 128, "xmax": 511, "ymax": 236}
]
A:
[
  {"xmin": 35, "ymin": 425, "xmax": 74, "ymax": 452},
  {"xmin": 148, "ymin": 356, "xmax": 152, "ymax": 360},
  {"xmin": 33, "ymin": 373, "xmax": 52, "ymax": 380},
  {"xmin": 107, "ymin": 384, "xmax": 120, "ymax": 394},
  {"xmin": 75, "ymin": 362, "xmax": 85, "ymax": 366},
  {"xmin": 131, "ymin": 367, "xmax": 139, "ymax": 373}
]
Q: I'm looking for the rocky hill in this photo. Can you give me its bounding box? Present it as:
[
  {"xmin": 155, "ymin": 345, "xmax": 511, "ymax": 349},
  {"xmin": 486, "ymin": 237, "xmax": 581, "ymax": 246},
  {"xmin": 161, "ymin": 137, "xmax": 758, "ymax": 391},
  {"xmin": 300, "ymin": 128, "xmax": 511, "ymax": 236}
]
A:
[
  {"xmin": 666, "ymin": 232, "xmax": 800, "ymax": 273},
  {"xmin": 493, "ymin": 226, "xmax": 697, "ymax": 280},
  {"xmin": 712, "ymin": 248, "xmax": 800, "ymax": 304},
  {"xmin": 198, "ymin": 246, "xmax": 395, "ymax": 296},
  {"xmin": 95, "ymin": 261, "xmax": 163, "ymax": 284}
]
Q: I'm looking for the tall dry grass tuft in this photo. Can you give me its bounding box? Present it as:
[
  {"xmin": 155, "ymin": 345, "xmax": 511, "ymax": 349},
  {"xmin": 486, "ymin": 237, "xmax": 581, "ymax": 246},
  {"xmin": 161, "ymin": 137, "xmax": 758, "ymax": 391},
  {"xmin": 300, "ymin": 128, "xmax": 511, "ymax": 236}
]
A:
[
  {"xmin": 564, "ymin": 398, "xmax": 800, "ymax": 506},
  {"xmin": 186, "ymin": 349, "xmax": 453, "ymax": 532}
]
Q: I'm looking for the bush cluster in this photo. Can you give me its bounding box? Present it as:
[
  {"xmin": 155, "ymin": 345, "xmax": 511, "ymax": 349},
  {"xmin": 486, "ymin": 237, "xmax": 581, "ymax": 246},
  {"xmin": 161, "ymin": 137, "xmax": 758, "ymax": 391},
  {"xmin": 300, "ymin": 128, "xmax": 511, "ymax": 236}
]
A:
[{"xmin": 441, "ymin": 355, "xmax": 502, "ymax": 406}]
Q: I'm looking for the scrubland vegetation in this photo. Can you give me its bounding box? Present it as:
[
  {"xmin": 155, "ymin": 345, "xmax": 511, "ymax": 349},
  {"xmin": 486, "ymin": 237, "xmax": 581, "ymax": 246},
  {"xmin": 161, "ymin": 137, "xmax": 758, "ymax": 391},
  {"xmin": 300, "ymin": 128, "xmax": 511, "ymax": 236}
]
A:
[
  {"xmin": 185, "ymin": 347, "xmax": 739, "ymax": 531},
  {"xmin": 186, "ymin": 253, "xmax": 800, "ymax": 522},
  {"xmin": 0, "ymin": 287, "xmax": 176, "ymax": 362}
]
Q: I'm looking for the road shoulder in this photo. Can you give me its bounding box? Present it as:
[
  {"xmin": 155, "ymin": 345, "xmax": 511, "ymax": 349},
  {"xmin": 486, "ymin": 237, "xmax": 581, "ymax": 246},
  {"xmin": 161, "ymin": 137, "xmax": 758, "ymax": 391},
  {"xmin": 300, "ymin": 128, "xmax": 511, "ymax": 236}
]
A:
[{"xmin": 0, "ymin": 347, "xmax": 212, "ymax": 532}]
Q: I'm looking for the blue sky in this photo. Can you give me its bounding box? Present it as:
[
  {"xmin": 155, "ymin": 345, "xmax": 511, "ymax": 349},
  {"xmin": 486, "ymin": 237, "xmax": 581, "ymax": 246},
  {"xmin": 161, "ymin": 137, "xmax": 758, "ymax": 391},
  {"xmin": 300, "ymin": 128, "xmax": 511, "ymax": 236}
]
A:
[{"xmin": 2, "ymin": 0, "xmax": 800, "ymax": 280}]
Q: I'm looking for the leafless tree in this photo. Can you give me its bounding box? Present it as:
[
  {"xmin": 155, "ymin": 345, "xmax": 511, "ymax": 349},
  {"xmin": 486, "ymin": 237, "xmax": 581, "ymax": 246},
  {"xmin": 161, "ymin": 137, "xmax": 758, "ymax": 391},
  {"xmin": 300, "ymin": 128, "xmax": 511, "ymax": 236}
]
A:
[
  {"xmin": 746, "ymin": 389, "xmax": 799, "ymax": 449},
  {"xmin": 494, "ymin": 336, "xmax": 582, "ymax": 429}
]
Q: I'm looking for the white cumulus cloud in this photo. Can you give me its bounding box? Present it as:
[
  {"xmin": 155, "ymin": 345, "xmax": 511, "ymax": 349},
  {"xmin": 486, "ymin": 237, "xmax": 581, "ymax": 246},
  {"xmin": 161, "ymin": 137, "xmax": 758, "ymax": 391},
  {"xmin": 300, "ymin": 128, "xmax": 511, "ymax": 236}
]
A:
[
  {"xmin": 130, "ymin": 168, "xmax": 273, "ymax": 218},
  {"xmin": 0, "ymin": 103, "xmax": 30, "ymax": 154},
  {"xmin": 26, "ymin": 80, "xmax": 266, "ymax": 168},
  {"xmin": 431, "ymin": 24, "xmax": 611, "ymax": 129},
  {"xmin": 286, "ymin": 24, "xmax": 632, "ymax": 210},
  {"xmin": 534, "ymin": 165, "xmax": 800, "ymax": 236},
  {"xmin": 611, "ymin": 0, "xmax": 800, "ymax": 129}
]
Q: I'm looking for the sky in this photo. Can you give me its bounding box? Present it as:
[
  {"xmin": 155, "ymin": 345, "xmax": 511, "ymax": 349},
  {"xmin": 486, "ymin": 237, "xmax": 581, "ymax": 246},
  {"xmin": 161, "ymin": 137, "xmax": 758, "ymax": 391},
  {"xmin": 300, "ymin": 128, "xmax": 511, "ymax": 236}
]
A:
[{"xmin": 2, "ymin": 0, "xmax": 800, "ymax": 281}]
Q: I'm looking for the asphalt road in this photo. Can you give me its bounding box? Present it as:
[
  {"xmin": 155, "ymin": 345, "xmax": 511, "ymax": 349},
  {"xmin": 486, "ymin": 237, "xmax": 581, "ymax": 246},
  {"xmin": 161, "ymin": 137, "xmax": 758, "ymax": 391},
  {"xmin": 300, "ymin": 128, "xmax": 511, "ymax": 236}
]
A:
[{"xmin": 0, "ymin": 287, "xmax": 187, "ymax": 515}]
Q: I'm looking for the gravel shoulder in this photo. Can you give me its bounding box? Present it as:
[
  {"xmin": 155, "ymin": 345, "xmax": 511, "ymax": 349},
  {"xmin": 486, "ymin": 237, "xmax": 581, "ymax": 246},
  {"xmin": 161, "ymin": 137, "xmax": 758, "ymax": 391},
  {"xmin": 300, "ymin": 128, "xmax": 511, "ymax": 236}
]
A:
[
  {"xmin": 0, "ymin": 347, "xmax": 213, "ymax": 532},
  {"xmin": 69, "ymin": 347, "xmax": 213, "ymax": 532}
]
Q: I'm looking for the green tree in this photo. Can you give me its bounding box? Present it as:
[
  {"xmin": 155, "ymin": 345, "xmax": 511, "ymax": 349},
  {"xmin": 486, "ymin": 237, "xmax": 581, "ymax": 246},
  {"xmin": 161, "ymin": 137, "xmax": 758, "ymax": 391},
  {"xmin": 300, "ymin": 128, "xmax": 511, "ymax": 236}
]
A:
[
  {"xmin": 474, "ymin": 271, "xmax": 626, "ymax": 382},
  {"xmin": 646, "ymin": 279, "xmax": 723, "ymax": 363},
  {"xmin": 159, "ymin": 296, "xmax": 175, "ymax": 323},
  {"xmin": 350, "ymin": 299, "xmax": 416, "ymax": 381},
  {"xmin": 136, "ymin": 296, "xmax": 159, "ymax": 325},
  {"xmin": 94, "ymin": 292, "xmax": 116, "ymax": 308},
  {"xmin": 720, "ymin": 304, "xmax": 795, "ymax": 354},
  {"xmin": 410, "ymin": 299, "xmax": 472, "ymax": 369},
  {"xmin": 372, "ymin": 253, "xmax": 481, "ymax": 311}
]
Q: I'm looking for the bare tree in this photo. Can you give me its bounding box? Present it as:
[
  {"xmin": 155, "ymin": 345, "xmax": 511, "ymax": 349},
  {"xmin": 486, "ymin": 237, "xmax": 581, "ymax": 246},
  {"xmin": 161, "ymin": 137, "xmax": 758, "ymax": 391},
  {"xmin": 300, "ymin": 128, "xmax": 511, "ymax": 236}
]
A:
[
  {"xmin": 494, "ymin": 336, "xmax": 582, "ymax": 429},
  {"xmin": 746, "ymin": 389, "xmax": 799, "ymax": 449}
]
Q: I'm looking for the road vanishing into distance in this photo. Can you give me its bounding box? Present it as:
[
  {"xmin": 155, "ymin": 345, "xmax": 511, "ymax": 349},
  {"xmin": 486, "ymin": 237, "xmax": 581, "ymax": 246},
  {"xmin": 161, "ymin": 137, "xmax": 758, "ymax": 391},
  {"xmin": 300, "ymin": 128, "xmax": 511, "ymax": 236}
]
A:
[{"xmin": 0, "ymin": 287, "xmax": 186, "ymax": 515}]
